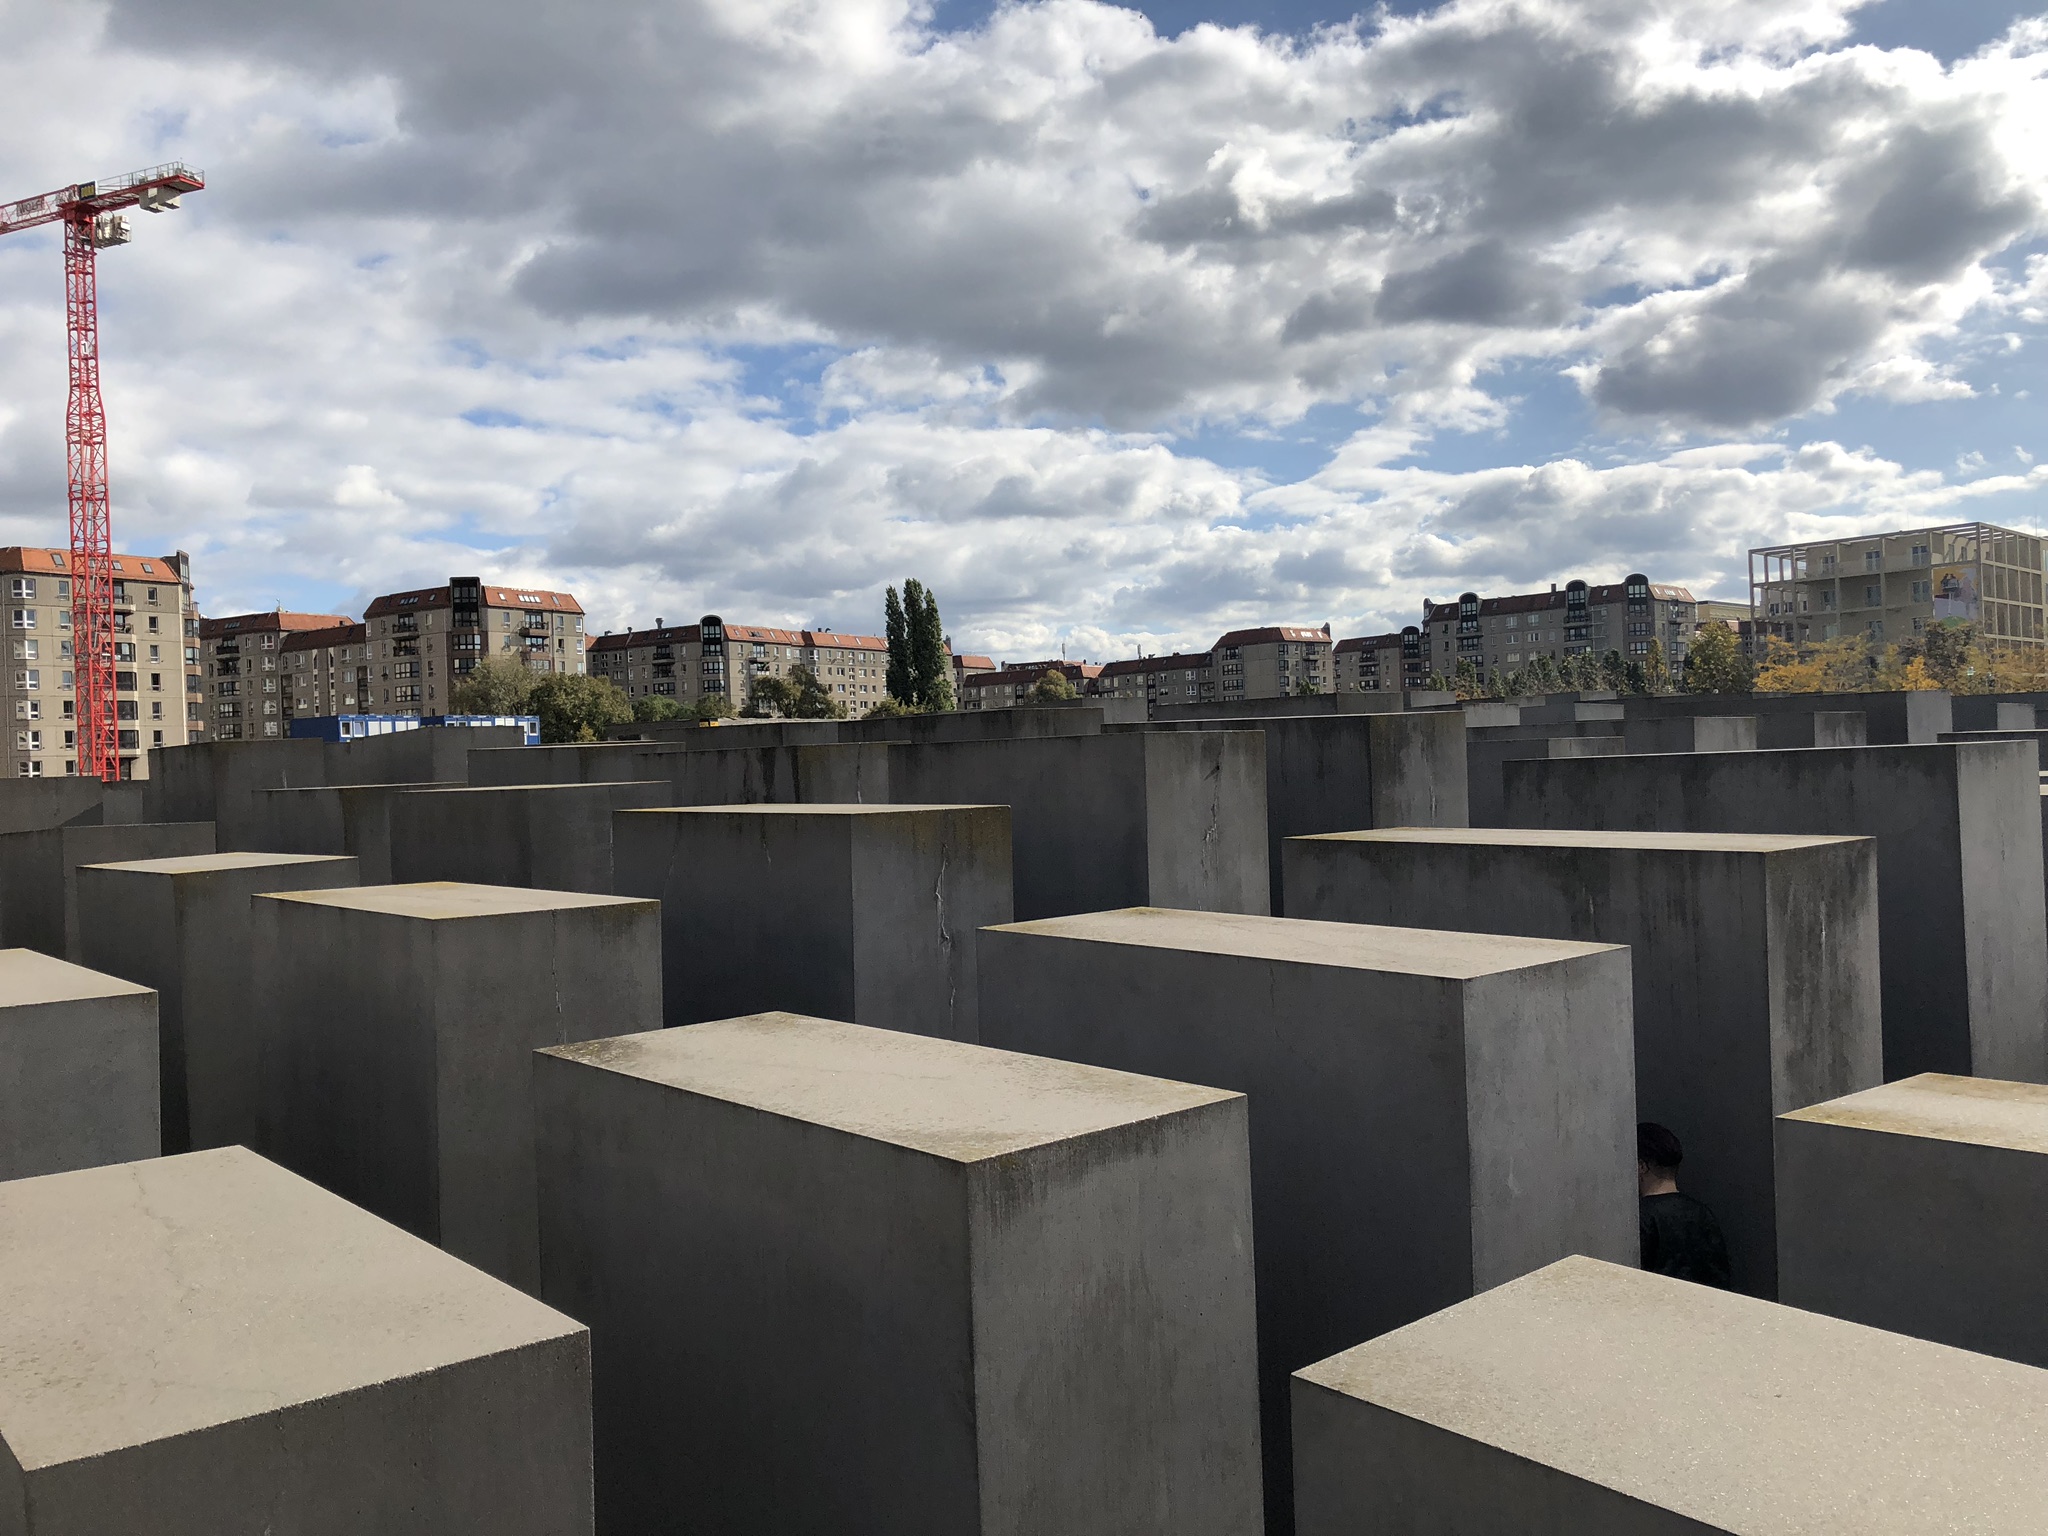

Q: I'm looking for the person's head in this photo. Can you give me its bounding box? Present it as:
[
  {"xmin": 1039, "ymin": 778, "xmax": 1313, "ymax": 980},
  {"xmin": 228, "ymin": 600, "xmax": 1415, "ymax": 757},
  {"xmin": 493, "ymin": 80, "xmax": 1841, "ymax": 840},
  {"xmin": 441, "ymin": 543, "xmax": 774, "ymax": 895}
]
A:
[{"xmin": 1637, "ymin": 1122, "xmax": 1682, "ymax": 1196}]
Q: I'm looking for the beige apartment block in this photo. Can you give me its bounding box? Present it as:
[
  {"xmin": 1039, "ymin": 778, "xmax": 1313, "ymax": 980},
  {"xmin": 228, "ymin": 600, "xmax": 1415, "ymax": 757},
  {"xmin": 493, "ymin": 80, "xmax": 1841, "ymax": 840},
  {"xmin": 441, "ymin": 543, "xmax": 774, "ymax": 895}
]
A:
[
  {"xmin": 1333, "ymin": 630, "xmax": 1431, "ymax": 693},
  {"xmin": 1419, "ymin": 575, "xmax": 1698, "ymax": 686},
  {"xmin": 591, "ymin": 615, "xmax": 940, "ymax": 712},
  {"xmin": 281, "ymin": 622, "xmax": 371, "ymax": 723},
  {"xmin": 1097, "ymin": 652, "xmax": 1217, "ymax": 707},
  {"xmin": 952, "ymin": 652, "xmax": 996, "ymax": 697},
  {"xmin": 0, "ymin": 546, "xmax": 198, "ymax": 779},
  {"xmin": 361, "ymin": 578, "xmax": 586, "ymax": 718},
  {"xmin": 959, "ymin": 660, "xmax": 1104, "ymax": 710},
  {"xmin": 1214, "ymin": 624, "xmax": 1332, "ymax": 701},
  {"xmin": 199, "ymin": 611, "xmax": 352, "ymax": 742},
  {"xmin": 1751, "ymin": 521, "xmax": 2045, "ymax": 653}
]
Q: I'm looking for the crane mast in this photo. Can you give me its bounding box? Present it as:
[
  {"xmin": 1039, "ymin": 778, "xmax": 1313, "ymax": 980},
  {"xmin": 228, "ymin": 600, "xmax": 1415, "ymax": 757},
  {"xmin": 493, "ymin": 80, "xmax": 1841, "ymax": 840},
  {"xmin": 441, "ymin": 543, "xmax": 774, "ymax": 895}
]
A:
[{"xmin": 0, "ymin": 162, "xmax": 203, "ymax": 781}]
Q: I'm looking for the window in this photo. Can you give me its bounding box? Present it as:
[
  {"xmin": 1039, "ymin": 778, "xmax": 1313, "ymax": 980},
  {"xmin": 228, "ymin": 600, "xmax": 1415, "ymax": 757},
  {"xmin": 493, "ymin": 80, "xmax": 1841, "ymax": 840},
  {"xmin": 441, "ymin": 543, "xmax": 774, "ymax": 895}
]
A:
[
  {"xmin": 1911, "ymin": 579, "xmax": 1932, "ymax": 603},
  {"xmin": 10, "ymin": 640, "xmax": 32, "ymax": 660},
  {"xmin": 1865, "ymin": 549, "xmax": 1882, "ymax": 570},
  {"xmin": 10, "ymin": 610, "xmax": 33, "ymax": 629},
  {"xmin": 16, "ymin": 761, "xmax": 40, "ymax": 778},
  {"xmin": 151, "ymin": 701, "xmax": 162, "ymax": 720},
  {"xmin": 147, "ymin": 616, "xmax": 159, "ymax": 634},
  {"xmin": 14, "ymin": 701, "xmax": 36, "ymax": 720},
  {"xmin": 8, "ymin": 579, "xmax": 32, "ymax": 600},
  {"xmin": 116, "ymin": 701, "xmax": 138, "ymax": 721},
  {"xmin": 147, "ymin": 587, "xmax": 159, "ymax": 605},
  {"xmin": 150, "ymin": 673, "xmax": 161, "ymax": 692},
  {"xmin": 13, "ymin": 671, "xmax": 35, "ymax": 691},
  {"xmin": 15, "ymin": 730, "xmax": 41, "ymax": 751},
  {"xmin": 115, "ymin": 642, "xmax": 135, "ymax": 663},
  {"xmin": 1910, "ymin": 542, "xmax": 1931, "ymax": 566},
  {"xmin": 1864, "ymin": 584, "xmax": 1880, "ymax": 606},
  {"xmin": 118, "ymin": 730, "xmax": 139, "ymax": 750}
]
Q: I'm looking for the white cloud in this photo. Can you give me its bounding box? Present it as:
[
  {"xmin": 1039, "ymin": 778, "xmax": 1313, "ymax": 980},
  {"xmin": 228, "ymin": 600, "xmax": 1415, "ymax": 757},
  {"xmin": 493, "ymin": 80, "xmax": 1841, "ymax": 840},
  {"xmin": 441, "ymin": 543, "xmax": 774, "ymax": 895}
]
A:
[{"xmin": 0, "ymin": 0, "xmax": 2044, "ymax": 656}]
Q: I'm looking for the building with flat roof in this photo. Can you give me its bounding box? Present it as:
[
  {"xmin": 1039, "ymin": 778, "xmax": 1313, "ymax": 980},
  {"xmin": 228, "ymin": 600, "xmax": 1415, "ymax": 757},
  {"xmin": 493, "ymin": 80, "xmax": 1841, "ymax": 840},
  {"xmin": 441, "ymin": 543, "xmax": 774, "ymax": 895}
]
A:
[
  {"xmin": 0, "ymin": 547, "xmax": 199, "ymax": 777},
  {"xmin": 1749, "ymin": 522, "xmax": 2045, "ymax": 653},
  {"xmin": 281, "ymin": 622, "xmax": 370, "ymax": 723},
  {"xmin": 1333, "ymin": 630, "xmax": 1430, "ymax": 693},
  {"xmin": 1097, "ymin": 652, "xmax": 1218, "ymax": 707},
  {"xmin": 1420, "ymin": 576, "xmax": 1697, "ymax": 687},
  {"xmin": 361, "ymin": 578, "xmax": 585, "ymax": 718},
  {"xmin": 199, "ymin": 610, "xmax": 353, "ymax": 742},
  {"xmin": 1212, "ymin": 624, "xmax": 1332, "ymax": 701},
  {"xmin": 588, "ymin": 617, "xmax": 900, "ymax": 711}
]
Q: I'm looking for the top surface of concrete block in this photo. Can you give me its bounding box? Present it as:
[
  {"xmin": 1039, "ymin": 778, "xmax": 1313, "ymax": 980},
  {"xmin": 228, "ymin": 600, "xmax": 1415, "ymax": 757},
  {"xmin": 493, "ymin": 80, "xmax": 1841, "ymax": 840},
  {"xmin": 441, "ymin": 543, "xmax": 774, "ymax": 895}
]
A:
[
  {"xmin": 1298, "ymin": 1254, "xmax": 2048, "ymax": 1532},
  {"xmin": 989, "ymin": 906, "xmax": 1624, "ymax": 981},
  {"xmin": 1782, "ymin": 1072, "xmax": 2048, "ymax": 1155},
  {"xmin": 78, "ymin": 850, "xmax": 356, "ymax": 878},
  {"xmin": 623, "ymin": 802, "xmax": 1001, "ymax": 818},
  {"xmin": 0, "ymin": 1146, "xmax": 581, "ymax": 1472},
  {"xmin": 265, "ymin": 881, "xmax": 654, "ymax": 921},
  {"xmin": 0, "ymin": 947, "xmax": 152, "ymax": 1007},
  {"xmin": 1305, "ymin": 826, "xmax": 1865, "ymax": 855},
  {"xmin": 542, "ymin": 1012, "xmax": 1237, "ymax": 1163}
]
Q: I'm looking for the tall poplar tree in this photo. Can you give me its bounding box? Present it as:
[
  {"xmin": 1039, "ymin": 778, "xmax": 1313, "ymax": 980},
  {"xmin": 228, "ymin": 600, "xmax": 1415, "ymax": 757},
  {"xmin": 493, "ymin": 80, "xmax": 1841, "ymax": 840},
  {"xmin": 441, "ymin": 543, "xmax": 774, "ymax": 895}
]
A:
[
  {"xmin": 884, "ymin": 585, "xmax": 912, "ymax": 704},
  {"xmin": 909, "ymin": 581, "xmax": 954, "ymax": 711}
]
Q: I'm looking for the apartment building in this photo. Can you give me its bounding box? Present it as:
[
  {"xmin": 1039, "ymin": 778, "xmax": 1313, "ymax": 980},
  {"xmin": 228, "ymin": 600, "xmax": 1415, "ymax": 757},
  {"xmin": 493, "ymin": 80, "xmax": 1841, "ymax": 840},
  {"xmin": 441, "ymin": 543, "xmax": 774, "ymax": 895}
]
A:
[
  {"xmin": 1419, "ymin": 576, "xmax": 1698, "ymax": 685},
  {"xmin": 199, "ymin": 611, "xmax": 354, "ymax": 742},
  {"xmin": 281, "ymin": 622, "xmax": 371, "ymax": 721},
  {"xmin": 0, "ymin": 547, "xmax": 198, "ymax": 778},
  {"xmin": 1213, "ymin": 625, "xmax": 1333, "ymax": 700},
  {"xmin": 588, "ymin": 616, "xmax": 900, "ymax": 710},
  {"xmin": 360, "ymin": 578, "xmax": 585, "ymax": 717},
  {"xmin": 953, "ymin": 653, "xmax": 996, "ymax": 697},
  {"xmin": 1333, "ymin": 630, "xmax": 1431, "ymax": 692},
  {"xmin": 1096, "ymin": 652, "xmax": 1218, "ymax": 707},
  {"xmin": 1749, "ymin": 522, "xmax": 2045, "ymax": 652},
  {"xmin": 959, "ymin": 660, "xmax": 1103, "ymax": 710}
]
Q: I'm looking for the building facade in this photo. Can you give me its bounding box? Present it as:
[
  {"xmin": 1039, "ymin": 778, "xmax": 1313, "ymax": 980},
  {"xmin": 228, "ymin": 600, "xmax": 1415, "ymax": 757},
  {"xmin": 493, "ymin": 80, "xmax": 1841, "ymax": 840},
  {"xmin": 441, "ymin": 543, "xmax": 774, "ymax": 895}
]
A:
[
  {"xmin": 1096, "ymin": 653, "xmax": 1217, "ymax": 707},
  {"xmin": 281, "ymin": 623, "xmax": 371, "ymax": 722},
  {"xmin": 1749, "ymin": 522, "xmax": 2045, "ymax": 652},
  {"xmin": 1332, "ymin": 630, "xmax": 1431, "ymax": 693},
  {"xmin": 1212, "ymin": 625, "xmax": 1333, "ymax": 700},
  {"xmin": 0, "ymin": 547, "xmax": 198, "ymax": 778},
  {"xmin": 1419, "ymin": 577, "xmax": 1698, "ymax": 686},
  {"xmin": 199, "ymin": 611, "xmax": 354, "ymax": 742},
  {"xmin": 959, "ymin": 660, "xmax": 1103, "ymax": 710},
  {"xmin": 359, "ymin": 578, "xmax": 585, "ymax": 718},
  {"xmin": 588, "ymin": 617, "xmax": 900, "ymax": 711}
]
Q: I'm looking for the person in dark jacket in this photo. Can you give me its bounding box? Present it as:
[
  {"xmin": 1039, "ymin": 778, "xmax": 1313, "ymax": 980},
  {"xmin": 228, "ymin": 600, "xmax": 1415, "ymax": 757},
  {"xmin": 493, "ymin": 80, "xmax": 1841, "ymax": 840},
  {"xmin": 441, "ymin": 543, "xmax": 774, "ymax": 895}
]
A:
[{"xmin": 1638, "ymin": 1121, "xmax": 1731, "ymax": 1289}]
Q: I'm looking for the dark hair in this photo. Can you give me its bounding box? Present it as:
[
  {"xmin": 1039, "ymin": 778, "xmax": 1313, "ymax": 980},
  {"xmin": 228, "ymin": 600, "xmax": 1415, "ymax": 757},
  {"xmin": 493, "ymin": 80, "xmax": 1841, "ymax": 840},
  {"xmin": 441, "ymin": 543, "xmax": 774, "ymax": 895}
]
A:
[{"xmin": 1638, "ymin": 1122, "xmax": 1683, "ymax": 1170}]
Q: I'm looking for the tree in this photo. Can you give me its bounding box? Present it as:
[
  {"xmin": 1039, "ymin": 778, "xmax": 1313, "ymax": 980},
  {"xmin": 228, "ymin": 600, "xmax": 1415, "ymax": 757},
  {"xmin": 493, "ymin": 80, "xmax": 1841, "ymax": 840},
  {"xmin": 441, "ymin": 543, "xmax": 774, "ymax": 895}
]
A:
[
  {"xmin": 905, "ymin": 579, "xmax": 954, "ymax": 711},
  {"xmin": 695, "ymin": 692, "xmax": 735, "ymax": 721},
  {"xmin": 884, "ymin": 586, "xmax": 912, "ymax": 704},
  {"xmin": 1452, "ymin": 657, "xmax": 1482, "ymax": 700},
  {"xmin": 448, "ymin": 654, "xmax": 534, "ymax": 715},
  {"xmin": 749, "ymin": 665, "xmax": 848, "ymax": 719},
  {"xmin": 1521, "ymin": 654, "xmax": 1561, "ymax": 695},
  {"xmin": 1598, "ymin": 649, "xmax": 1629, "ymax": 692},
  {"xmin": 528, "ymin": 674, "xmax": 632, "ymax": 744},
  {"xmin": 1640, "ymin": 638, "xmax": 1671, "ymax": 694},
  {"xmin": 633, "ymin": 695, "xmax": 684, "ymax": 723},
  {"xmin": 1681, "ymin": 623, "xmax": 1753, "ymax": 694},
  {"xmin": 863, "ymin": 696, "xmax": 914, "ymax": 719},
  {"xmin": 1027, "ymin": 667, "xmax": 1077, "ymax": 704}
]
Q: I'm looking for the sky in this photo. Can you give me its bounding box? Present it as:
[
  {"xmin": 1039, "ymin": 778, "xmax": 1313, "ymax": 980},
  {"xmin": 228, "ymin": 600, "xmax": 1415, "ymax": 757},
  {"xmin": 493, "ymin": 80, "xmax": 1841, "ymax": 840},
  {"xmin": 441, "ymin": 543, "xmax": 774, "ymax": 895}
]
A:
[{"xmin": 2, "ymin": 0, "xmax": 2048, "ymax": 660}]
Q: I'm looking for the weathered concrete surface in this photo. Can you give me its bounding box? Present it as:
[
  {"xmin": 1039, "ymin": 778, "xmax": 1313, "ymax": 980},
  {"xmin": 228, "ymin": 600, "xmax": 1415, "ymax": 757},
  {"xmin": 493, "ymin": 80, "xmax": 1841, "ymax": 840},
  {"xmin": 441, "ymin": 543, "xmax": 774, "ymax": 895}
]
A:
[
  {"xmin": 889, "ymin": 731, "xmax": 1270, "ymax": 918},
  {"xmin": 614, "ymin": 804, "xmax": 1011, "ymax": 1040},
  {"xmin": 1466, "ymin": 732, "xmax": 1624, "ymax": 828},
  {"xmin": 1622, "ymin": 690, "xmax": 1950, "ymax": 745},
  {"xmin": 533, "ymin": 1013, "xmax": 1261, "ymax": 1536},
  {"xmin": 1292, "ymin": 1254, "xmax": 2048, "ymax": 1536},
  {"xmin": 1284, "ymin": 828, "xmax": 1881, "ymax": 1297},
  {"xmin": 977, "ymin": 907, "xmax": 1635, "ymax": 1534},
  {"xmin": 843, "ymin": 703, "xmax": 1117, "ymax": 742},
  {"xmin": 1759, "ymin": 710, "xmax": 1868, "ymax": 749},
  {"xmin": 1952, "ymin": 693, "xmax": 2048, "ymax": 731},
  {"xmin": 469, "ymin": 738, "xmax": 893, "ymax": 805},
  {"xmin": 253, "ymin": 883, "xmax": 661, "ymax": 1291},
  {"xmin": 76, "ymin": 851, "xmax": 361, "ymax": 1153},
  {"xmin": 324, "ymin": 721, "xmax": 525, "ymax": 786},
  {"xmin": 148, "ymin": 738, "xmax": 328, "ymax": 848},
  {"xmin": 0, "ymin": 948, "xmax": 158, "ymax": 1180},
  {"xmin": 1941, "ymin": 727, "xmax": 2048, "ymax": 771},
  {"xmin": 388, "ymin": 781, "xmax": 673, "ymax": 893},
  {"xmin": 250, "ymin": 782, "xmax": 435, "ymax": 883},
  {"xmin": 1151, "ymin": 690, "xmax": 1432, "ymax": 720},
  {"xmin": 1502, "ymin": 742, "xmax": 2048, "ymax": 1083},
  {"xmin": 0, "ymin": 821, "xmax": 216, "ymax": 962},
  {"xmin": 0, "ymin": 1146, "xmax": 592, "ymax": 1535},
  {"xmin": 1130, "ymin": 714, "xmax": 1467, "ymax": 914},
  {"xmin": 0, "ymin": 778, "xmax": 108, "ymax": 833},
  {"xmin": 1622, "ymin": 714, "xmax": 1758, "ymax": 754},
  {"xmin": 1776, "ymin": 1074, "xmax": 2048, "ymax": 1369}
]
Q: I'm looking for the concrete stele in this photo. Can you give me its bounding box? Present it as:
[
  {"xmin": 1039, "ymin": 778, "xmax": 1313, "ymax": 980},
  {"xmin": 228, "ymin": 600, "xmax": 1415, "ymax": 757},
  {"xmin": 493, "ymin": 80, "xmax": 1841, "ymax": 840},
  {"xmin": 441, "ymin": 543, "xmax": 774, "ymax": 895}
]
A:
[
  {"xmin": 1292, "ymin": 1255, "xmax": 2048, "ymax": 1535},
  {"xmin": 249, "ymin": 782, "xmax": 436, "ymax": 883},
  {"xmin": 0, "ymin": 947, "xmax": 158, "ymax": 1181},
  {"xmin": 388, "ymin": 781, "xmax": 675, "ymax": 893},
  {"xmin": 533, "ymin": 1013, "xmax": 1262, "ymax": 1536},
  {"xmin": 1777, "ymin": 1074, "xmax": 2048, "ymax": 1369},
  {"xmin": 0, "ymin": 1147, "xmax": 591, "ymax": 1535},
  {"xmin": 75, "ymin": 850, "xmax": 362, "ymax": 1154},
  {"xmin": 975, "ymin": 905, "xmax": 1636, "ymax": 1535},
  {"xmin": 1281, "ymin": 826, "xmax": 1883, "ymax": 1297},
  {"xmin": 0, "ymin": 821, "xmax": 216, "ymax": 962},
  {"xmin": 253, "ymin": 881, "xmax": 662, "ymax": 1291},
  {"xmin": 612, "ymin": 803, "xmax": 1012, "ymax": 1040}
]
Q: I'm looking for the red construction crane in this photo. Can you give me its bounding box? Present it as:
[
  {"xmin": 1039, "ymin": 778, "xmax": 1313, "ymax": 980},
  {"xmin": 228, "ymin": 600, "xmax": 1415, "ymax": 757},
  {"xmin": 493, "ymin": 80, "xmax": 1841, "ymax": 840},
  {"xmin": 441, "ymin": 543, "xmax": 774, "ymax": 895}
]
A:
[{"xmin": 0, "ymin": 162, "xmax": 204, "ymax": 781}]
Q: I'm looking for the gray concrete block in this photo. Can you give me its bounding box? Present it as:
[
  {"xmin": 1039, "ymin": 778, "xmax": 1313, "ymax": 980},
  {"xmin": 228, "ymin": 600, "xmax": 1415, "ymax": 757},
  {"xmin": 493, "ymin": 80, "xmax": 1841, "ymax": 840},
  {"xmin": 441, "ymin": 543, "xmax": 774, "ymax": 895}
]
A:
[
  {"xmin": 1131, "ymin": 714, "xmax": 1467, "ymax": 913},
  {"xmin": 1502, "ymin": 742, "xmax": 2048, "ymax": 1083},
  {"xmin": 1622, "ymin": 714, "xmax": 1758, "ymax": 754},
  {"xmin": 250, "ymin": 782, "xmax": 434, "ymax": 883},
  {"xmin": 976, "ymin": 907, "xmax": 1635, "ymax": 1534},
  {"xmin": 0, "ymin": 948, "xmax": 157, "ymax": 1180},
  {"xmin": 0, "ymin": 1146, "xmax": 591, "ymax": 1535},
  {"xmin": 1, "ymin": 821, "xmax": 216, "ymax": 962},
  {"xmin": 533, "ymin": 1013, "xmax": 1261, "ymax": 1536},
  {"xmin": 75, "ymin": 851, "xmax": 361, "ymax": 1154},
  {"xmin": 325, "ymin": 721, "xmax": 525, "ymax": 786},
  {"xmin": 1465, "ymin": 730, "xmax": 1624, "ymax": 827},
  {"xmin": 1759, "ymin": 709, "xmax": 1868, "ymax": 749},
  {"xmin": 253, "ymin": 883, "xmax": 661, "ymax": 1290},
  {"xmin": 1942, "ymin": 727, "xmax": 2048, "ymax": 771},
  {"xmin": 0, "ymin": 778, "xmax": 108, "ymax": 833},
  {"xmin": 891, "ymin": 731, "xmax": 1270, "ymax": 918},
  {"xmin": 1953, "ymin": 693, "xmax": 2048, "ymax": 731},
  {"xmin": 1292, "ymin": 1254, "xmax": 2048, "ymax": 1535},
  {"xmin": 149, "ymin": 738, "xmax": 328, "ymax": 848},
  {"xmin": 388, "ymin": 781, "xmax": 673, "ymax": 893},
  {"xmin": 1776, "ymin": 1074, "xmax": 2048, "ymax": 1368},
  {"xmin": 1624, "ymin": 689, "xmax": 1950, "ymax": 744},
  {"xmin": 1283, "ymin": 828, "xmax": 1882, "ymax": 1297},
  {"xmin": 613, "ymin": 804, "xmax": 1010, "ymax": 1040}
]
